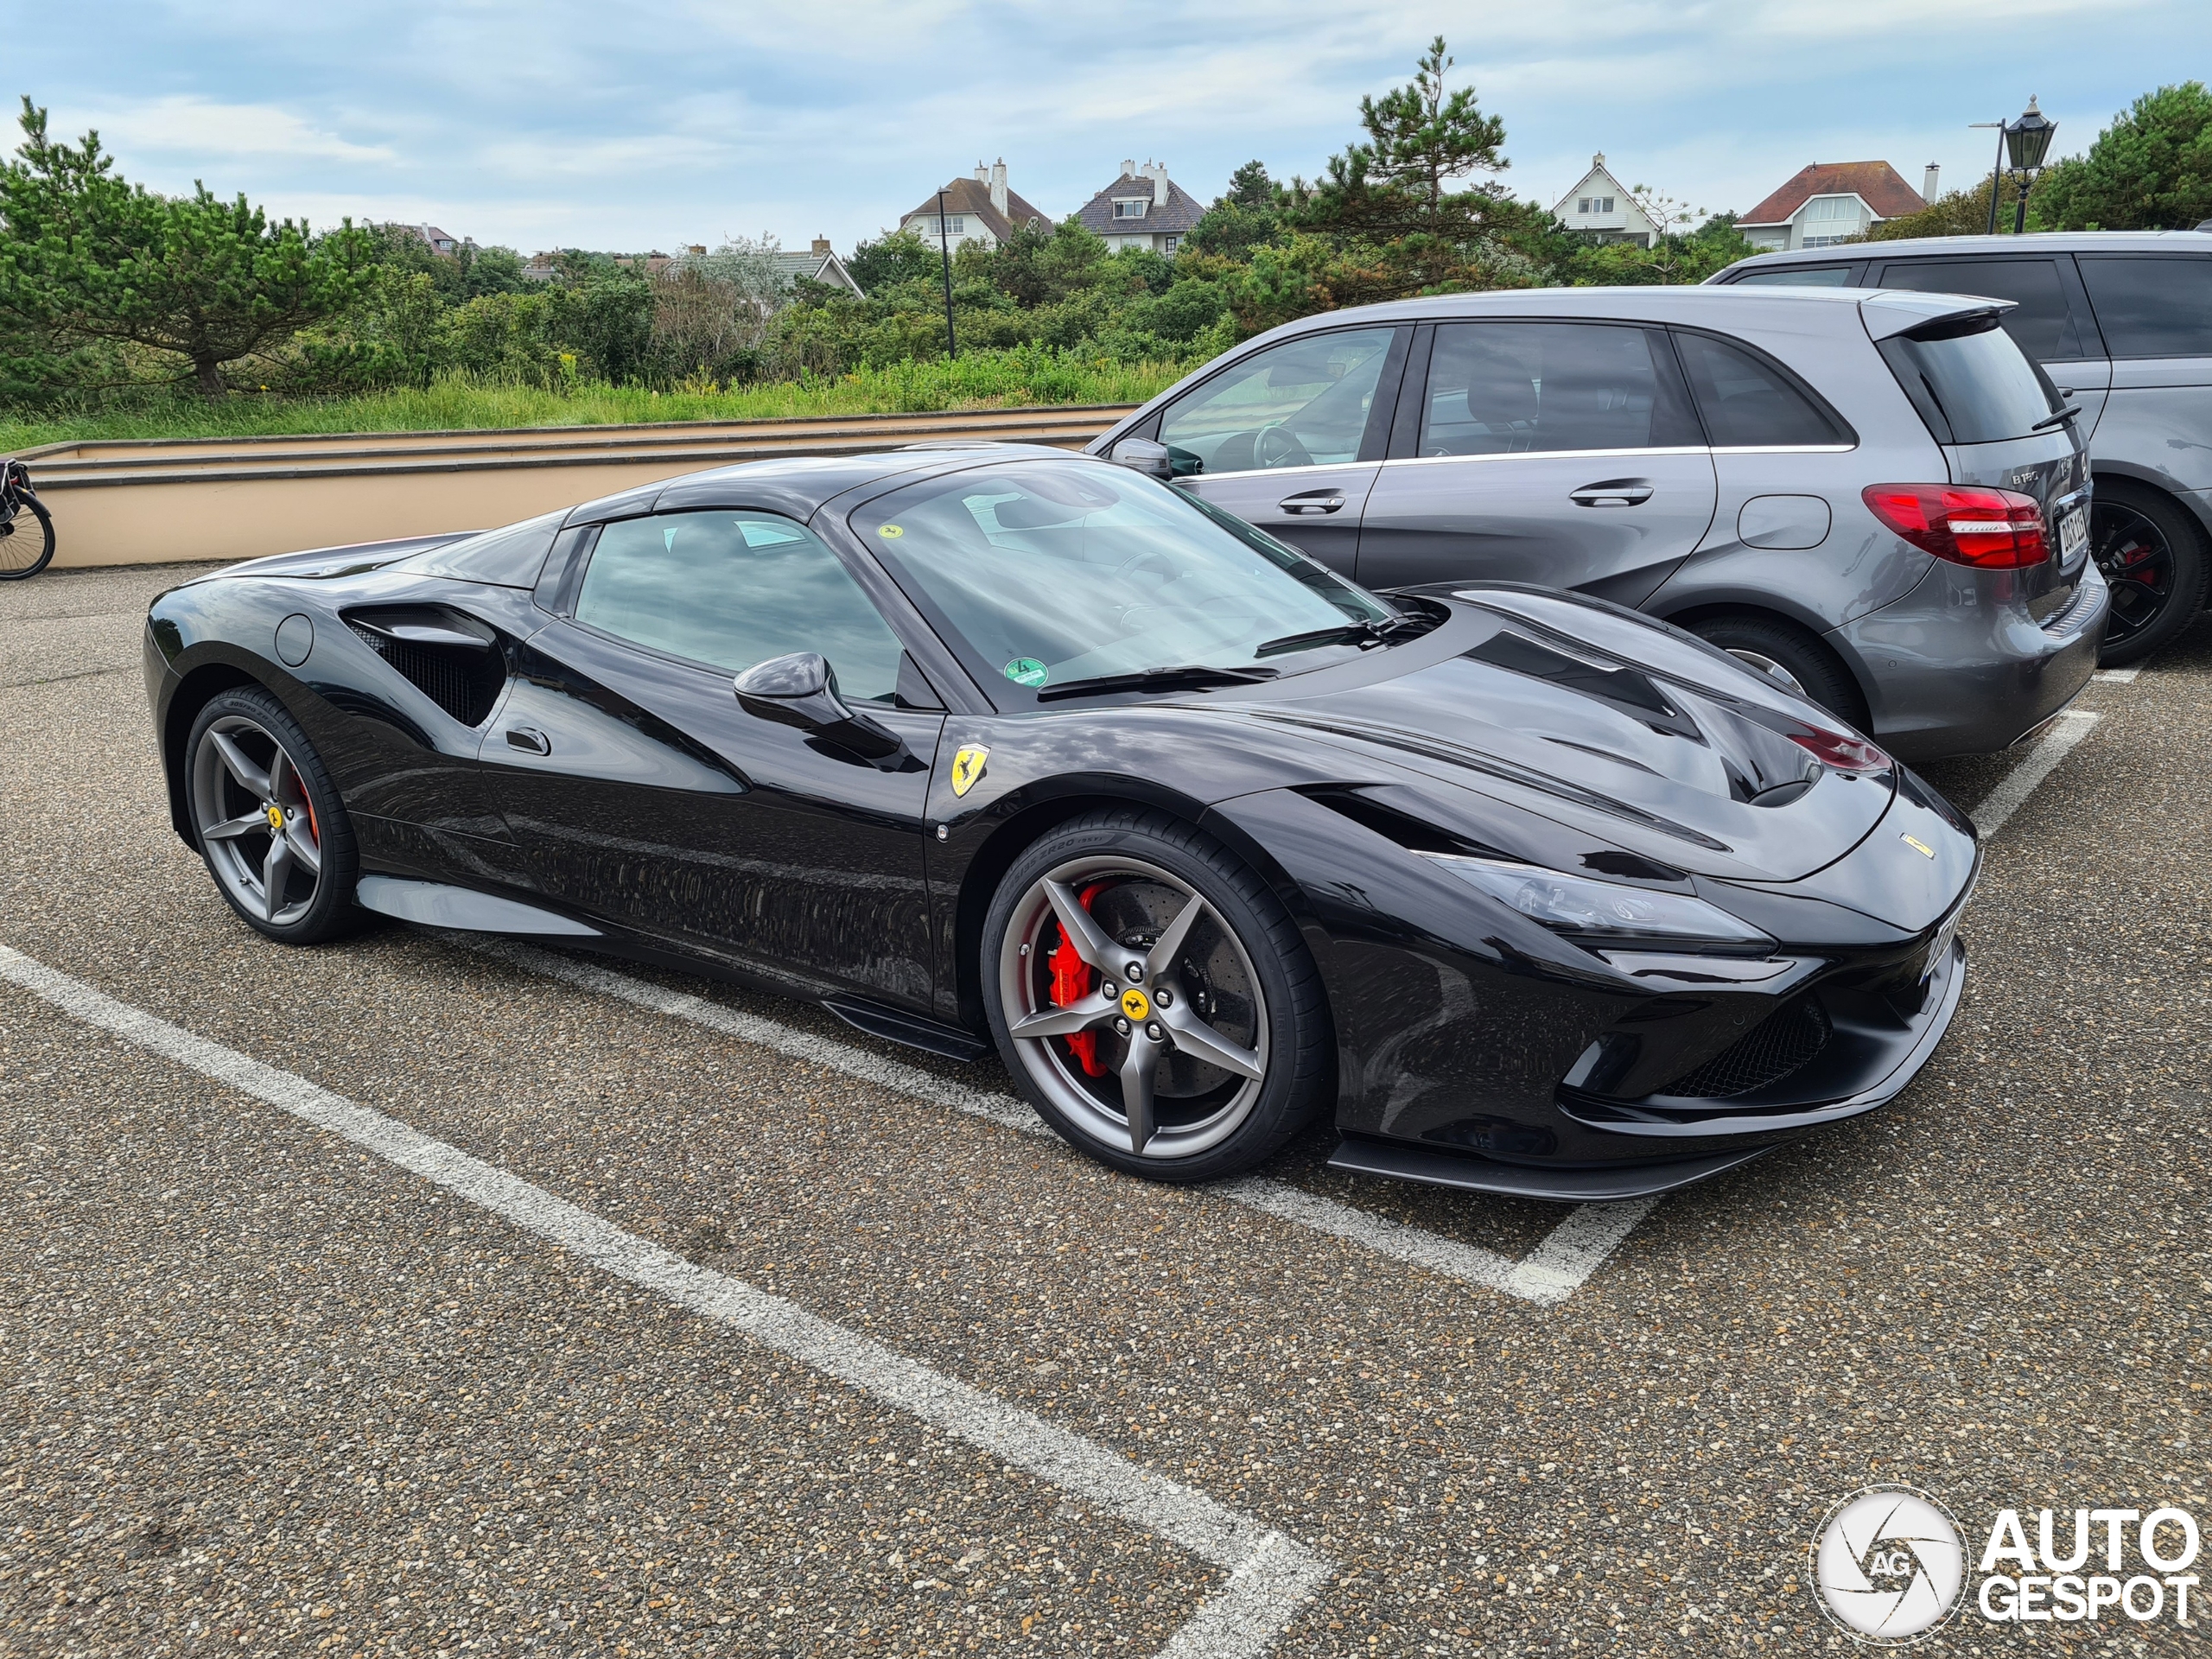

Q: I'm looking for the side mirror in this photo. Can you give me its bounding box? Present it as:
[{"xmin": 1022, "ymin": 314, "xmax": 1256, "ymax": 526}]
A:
[
  {"xmin": 734, "ymin": 652, "xmax": 905, "ymax": 762},
  {"xmin": 1109, "ymin": 437, "xmax": 1173, "ymax": 480}
]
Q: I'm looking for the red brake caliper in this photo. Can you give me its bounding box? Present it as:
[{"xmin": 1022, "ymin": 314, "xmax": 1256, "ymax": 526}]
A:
[{"xmin": 1047, "ymin": 882, "xmax": 1110, "ymax": 1077}]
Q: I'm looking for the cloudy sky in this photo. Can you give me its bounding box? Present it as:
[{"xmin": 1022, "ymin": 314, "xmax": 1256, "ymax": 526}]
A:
[{"xmin": 5, "ymin": 1, "xmax": 2205, "ymax": 256}]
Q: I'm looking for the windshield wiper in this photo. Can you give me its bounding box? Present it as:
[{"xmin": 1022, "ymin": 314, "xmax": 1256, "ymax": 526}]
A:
[
  {"xmin": 2031, "ymin": 403, "xmax": 2082, "ymax": 431},
  {"xmin": 1034, "ymin": 664, "xmax": 1279, "ymax": 702},
  {"xmin": 1254, "ymin": 614, "xmax": 1429, "ymax": 658}
]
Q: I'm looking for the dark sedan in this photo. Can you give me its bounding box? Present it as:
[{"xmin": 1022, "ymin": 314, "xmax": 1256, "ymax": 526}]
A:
[{"xmin": 144, "ymin": 447, "xmax": 1978, "ymax": 1201}]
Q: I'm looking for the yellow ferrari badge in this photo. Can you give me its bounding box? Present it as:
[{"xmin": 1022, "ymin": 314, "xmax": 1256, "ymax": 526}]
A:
[
  {"xmin": 1900, "ymin": 833, "xmax": 1935, "ymax": 858},
  {"xmin": 950, "ymin": 744, "xmax": 989, "ymax": 797},
  {"xmin": 1120, "ymin": 988, "xmax": 1152, "ymax": 1022},
  {"xmin": 265, "ymin": 804, "xmax": 285, "ymax": 830}
]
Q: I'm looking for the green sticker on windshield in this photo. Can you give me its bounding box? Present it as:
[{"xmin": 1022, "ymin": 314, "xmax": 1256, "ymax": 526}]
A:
[{"xmin": 1002, "ymin": 657, "xmax": 1049, "ymax": 688}]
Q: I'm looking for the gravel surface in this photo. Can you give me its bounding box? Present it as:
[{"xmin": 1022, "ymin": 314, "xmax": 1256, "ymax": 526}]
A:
[{"xmin": 2, "ymin": 563, "xmax": 2206, "ymax": 1656}]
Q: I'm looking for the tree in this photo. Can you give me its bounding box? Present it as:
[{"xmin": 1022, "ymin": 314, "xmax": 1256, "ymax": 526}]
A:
[
  {"xmin": 845, "ymin": 229, "xmax": 939, "ymax": 296},
  {"xmin": 2034, "ymin": 82, "xmax": 2212, "ymax": 229},
  {"xmin": 1188, "ymin": 162, "xmax": 1282, "ymax": 262},
  {"xmin": 1862, "ymin": 177, "xmax": 2038, "ymax": 239},
  {"xmin": 1285, "ymin": 36, "xmax": 1513, "ymax": 295},
  {"xmin": 0, "ymin": 99, "xmax": 371, "ymax": 395}
]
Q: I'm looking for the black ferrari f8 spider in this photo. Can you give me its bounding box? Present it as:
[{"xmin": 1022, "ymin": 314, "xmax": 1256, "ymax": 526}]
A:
[{"xmin": 145, "ymin": 446, "xmax": 1978, "ymax": 1200}]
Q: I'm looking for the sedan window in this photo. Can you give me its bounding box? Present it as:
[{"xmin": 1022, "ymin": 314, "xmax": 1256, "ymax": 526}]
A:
[
  {"xmin": 851, "ymin": 460, "xmax": 1395, "ymax": 699},
  {"xmin": 1158, "ymin": 327, "xmax": 1399, "ymax": 474},
  {"xmin": 1872, "ymin": 258, "xmax": 2088, "ymax": 360},
  {"xmin": 574, "ymin": 511, "xmax": 905, "ymax": 699},
  {"xmin": 1416, "ymin": 323, "xmax": 1687, "ymax": 456},
  {"xmin": 2076, "ymin": 254, "xmax": 2212, "ymax": 358},
  {"xmin": 1673, "ymin": 332, "xmax": 1853, "ymax": 448}
]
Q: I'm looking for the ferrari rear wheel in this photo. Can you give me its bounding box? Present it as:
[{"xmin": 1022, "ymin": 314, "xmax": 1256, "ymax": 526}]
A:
[
  {"xmin": 983, "ymin": 809, "xmax": 1330, "ymax": 1183},
  {"xmin": 186, "ymin": 688, "xmax": 365, "ymax": 944}
]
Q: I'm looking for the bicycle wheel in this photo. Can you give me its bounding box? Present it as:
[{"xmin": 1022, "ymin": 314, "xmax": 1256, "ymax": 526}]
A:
[{"xmin": 0, "ymin": 494, "xmax": 54, "ymax": 580}]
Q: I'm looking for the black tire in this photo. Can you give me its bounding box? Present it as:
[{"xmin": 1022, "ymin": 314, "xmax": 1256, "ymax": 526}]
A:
[
  {"xmin": 1685, "ymin": 613, "xmax": 1866, "ymax": 729},
  {"xmin": 2091, "ymin": 482, "xmax": 2208, "ymax": 667},
  {"xmin": 982, "ymin": 807, "xmax": 1331, "ymax": 1183},
  {"xmin": 0, "ymin": 493, "xmax": 54, "ymax": 580},
  {"xmin": 184, "ymin": 688, "xmax": 368, "ymax": 944}
]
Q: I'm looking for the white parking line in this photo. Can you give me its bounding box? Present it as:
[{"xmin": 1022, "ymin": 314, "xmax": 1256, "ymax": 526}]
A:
[
  {"xmin": 474, "ymin": 940, "xmax": 1648, "ymax": 1309},
  {"xmin": 0, "ymin": 943, "xmax": 1331, "ymax": 1659},
  {"xmin": 2092, "ymin": 667, "xmax": 2140, "ymax": 684},
  {"xmin": 1973, "ymin": 709, "xmax": 2101, "ymax": 838}
]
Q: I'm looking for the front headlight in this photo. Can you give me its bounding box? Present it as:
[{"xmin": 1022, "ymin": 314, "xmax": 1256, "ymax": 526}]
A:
[{"xmin": 1419, "ymin": 852, "xmax": 1775, "ymax": 951}]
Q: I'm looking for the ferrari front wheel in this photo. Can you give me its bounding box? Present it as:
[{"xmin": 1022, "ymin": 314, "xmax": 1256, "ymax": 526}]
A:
[
  {"xmin": 186, "ymin": 688, "xmax": 365, "ymax": 944},
  {"xmin": 982, "ymin": 808, "xmax": 1330, "ymax": 1182}
]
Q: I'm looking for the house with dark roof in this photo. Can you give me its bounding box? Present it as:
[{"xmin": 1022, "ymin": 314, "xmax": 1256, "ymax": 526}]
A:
[
  {"xmin": 770, "ymin": 238, "xmax": 862, "ymax": 296},
  {"xmin": 1075, "ymin": 162, "xmax": 1203, "ymax": 257},
  {"xmin": 898, "ymin": 162, "xmax": 1052, "ymax": 252},
  {"xmin": 1738, "ymin": 162, "xmax": 1936, "ymax": 251}
]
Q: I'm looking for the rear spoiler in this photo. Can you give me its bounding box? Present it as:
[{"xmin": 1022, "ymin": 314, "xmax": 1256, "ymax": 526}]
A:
[{"xmin": 1859, "ymin": 292, "xmax": 2014, "ymax": 342}]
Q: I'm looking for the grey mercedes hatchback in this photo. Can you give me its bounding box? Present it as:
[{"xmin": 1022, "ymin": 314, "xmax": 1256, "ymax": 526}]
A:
[
  {"xmin": 1712, "ymin": 232, "xmax": 2212, "ymax": 664},
  {"xmin": 1088, "ymin": 286, "xmax": 2103, "ymax": 762}
]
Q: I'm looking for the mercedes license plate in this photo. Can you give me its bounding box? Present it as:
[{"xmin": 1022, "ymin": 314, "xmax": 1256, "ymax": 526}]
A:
[{"xmin": 2058, "ymin": 505, "xmax": 2089, "ymax": 565}]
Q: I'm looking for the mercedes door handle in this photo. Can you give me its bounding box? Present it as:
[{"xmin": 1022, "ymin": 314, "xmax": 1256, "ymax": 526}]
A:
[
  {"xmin": 1569, "ymin": 479, "xmax": 1654, "ymax": 508},
  {"xmin": 1279, "ymin": 490, "xmax": 1346, "ymax": 514},
  {"xmin": 505, "ymin": 727, "xmax": 551, "ymax": 755}
]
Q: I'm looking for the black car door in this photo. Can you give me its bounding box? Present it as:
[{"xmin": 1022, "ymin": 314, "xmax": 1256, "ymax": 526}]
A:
[{"xmin": 477, "ymin": 507, "xmax": 945, "ymax": 1006}]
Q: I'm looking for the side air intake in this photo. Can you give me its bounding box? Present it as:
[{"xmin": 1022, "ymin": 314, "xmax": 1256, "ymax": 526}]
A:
[{"xmin": 343, "ymin": 607, "xmax": 505, "ymax": 728}]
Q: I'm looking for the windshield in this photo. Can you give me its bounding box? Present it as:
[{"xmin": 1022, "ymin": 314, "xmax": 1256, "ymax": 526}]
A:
[{"xmin": 849, "ymin": 459, "xmax": 1396, "ymax": 700}]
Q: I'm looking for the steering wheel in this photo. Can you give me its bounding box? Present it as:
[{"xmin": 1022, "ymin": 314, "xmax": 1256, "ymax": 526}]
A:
[
  {"xmin": 1115, "ymin": 549, "xmax": 1179, "ymax": 585},
  {"xmin": 1253, "ymin": 424, "xmax": 1314, "ymax": 470}
]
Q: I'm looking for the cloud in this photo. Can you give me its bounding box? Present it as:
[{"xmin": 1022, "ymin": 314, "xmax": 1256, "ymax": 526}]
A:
[{"xmin": 86, "ymin": 97, "xmax": 397, "ymax": 166}]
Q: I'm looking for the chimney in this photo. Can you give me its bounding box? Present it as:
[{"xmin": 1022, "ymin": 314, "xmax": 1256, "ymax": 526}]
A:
[
  {"xmin": 688, "ymin": 244, "xmax": 706, "ymax": 255},
  {"xmin": 811, "ymin": 235, "xmax": 831, "ymax": 256},
  {"xmin": 1121, "ymin": 158, "xmax": 1136, "ymax": 179},
  {"xmin": 1923, "ymin": 163, "xmax": 1941, "ymax": 204},
  {"xmin": 973, "ymin": 160, "xmax": 988, "ymax": 183},
  {"xmin": 989, "ymin": 158, "xmax": 1008, "ymax": 217},
  {"xmin": 1146, "ymin": 160, "xmax": 1167, "ymax": 207}
]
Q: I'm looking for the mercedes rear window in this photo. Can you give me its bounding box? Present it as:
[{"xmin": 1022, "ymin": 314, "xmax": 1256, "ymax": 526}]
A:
[{"xmin": 1877, "ymin": 314, "xmax": 2065, "ymax": 445}]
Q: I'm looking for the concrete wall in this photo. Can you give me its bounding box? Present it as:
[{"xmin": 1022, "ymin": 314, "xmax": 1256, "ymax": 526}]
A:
[{"xmin": 26, "ymin": 406, "xmax": 1132, "ymax": 569}]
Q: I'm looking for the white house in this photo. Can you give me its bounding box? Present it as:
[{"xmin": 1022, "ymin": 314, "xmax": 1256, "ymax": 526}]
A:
[
  {"xmin": 1736, "ymin": 162, "xmax": 1937, "ymax": 251},
  {"xmin": 898, "ymin": 161, "xmax": 1052, "ymax": 253},
  {"xmin": 1550, "ymin": 155, "xmax": 1662, "ymax": 247},
  {"xmin": 1074, "ymin": 161, "xmax": 1205, "ymax": 256}
]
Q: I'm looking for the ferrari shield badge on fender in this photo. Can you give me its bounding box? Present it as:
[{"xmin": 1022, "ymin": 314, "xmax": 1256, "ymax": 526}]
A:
[{"xmin": 950, "ymin": 744, "xmax": 990, "ymax": 798}]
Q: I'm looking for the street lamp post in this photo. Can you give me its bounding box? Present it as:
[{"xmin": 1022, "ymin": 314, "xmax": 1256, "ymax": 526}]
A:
[
  {"xmin": 1970, "ymin": 119, "xmax": 2008, "ymax": 235},
  {"xmin": 936, "ymin": 188, "xmax": 957, "ymax": 360},
  {"xmin": 2004, "ymin": 97, "xmax": 2057, "ymax": 235}
]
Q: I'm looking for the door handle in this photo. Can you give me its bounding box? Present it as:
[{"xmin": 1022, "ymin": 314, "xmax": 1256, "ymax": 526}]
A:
[
  {"xmin": 1569, "ymin": 478, "xmax": 1654, "ymax": 508},
  {"xmin": 1279, "ymin": 490, "xmax": 1346, "ymax": 514},
  {"xmin": 505, "ymin": 727, "xmax": 550, "ymax": 755}
]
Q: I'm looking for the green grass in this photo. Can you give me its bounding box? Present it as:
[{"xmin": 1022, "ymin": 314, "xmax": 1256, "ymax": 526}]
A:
[{"xmin": 0, "ymin": 348, "xmax": 1195, "ymax": 452}]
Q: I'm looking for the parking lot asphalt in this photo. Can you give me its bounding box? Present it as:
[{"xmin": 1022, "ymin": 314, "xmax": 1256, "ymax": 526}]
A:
[{"xmin": 2, "ymin": 563, "xmax": 2207, "ymax": 1656}]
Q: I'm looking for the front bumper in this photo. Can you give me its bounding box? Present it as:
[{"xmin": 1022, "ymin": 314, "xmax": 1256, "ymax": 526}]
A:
[{"xmin": 1837, "ymin": 556, "xmax": 2107, "ymax": 763}]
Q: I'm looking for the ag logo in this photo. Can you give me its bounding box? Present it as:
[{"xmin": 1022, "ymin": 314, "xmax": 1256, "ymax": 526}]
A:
[
  {"xmin": 950, "ymin": 744, "xmax": 989, "ymax": 798},
  {"xmin": 1812, "ymin": 1485, "xmax": 1966, "ymax": 1644}
]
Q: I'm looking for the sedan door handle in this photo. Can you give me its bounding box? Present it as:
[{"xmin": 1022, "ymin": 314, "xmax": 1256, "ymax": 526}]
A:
[
  {"xmin": 1278, "ymin": 490, "xmax": 1346, "ymax": 514},
  {"xmin": 505, "ymin": 727, "xmax": 551, "ymax": 755},
  {"xmin": 1569, "ymin": 479, "xmax": 1654, "ymax": 508}
]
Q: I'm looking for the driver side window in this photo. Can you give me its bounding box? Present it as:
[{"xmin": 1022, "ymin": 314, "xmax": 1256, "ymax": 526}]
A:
[
  {"xmin": 1158, "ymin": 327, "xmax": 1399, "ymax": 474},
  {"xmin": 574, "ymin": 510, "xmax": 906, "ymax": 701}
]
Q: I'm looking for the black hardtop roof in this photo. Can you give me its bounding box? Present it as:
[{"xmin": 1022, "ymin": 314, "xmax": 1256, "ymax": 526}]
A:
[{"xmin": 560, "ymin": 443, "xmax": 1094, "ymax": 524}]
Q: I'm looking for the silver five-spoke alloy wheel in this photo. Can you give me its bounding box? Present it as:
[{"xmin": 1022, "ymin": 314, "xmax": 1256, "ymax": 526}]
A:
[
  {"xmin": 189, "ymin": 714, "xmax": 325, "ymax": 926},
  {"xmin": 998, "ymin": 854, "xmax": 1268, "ymax": 1160}
]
